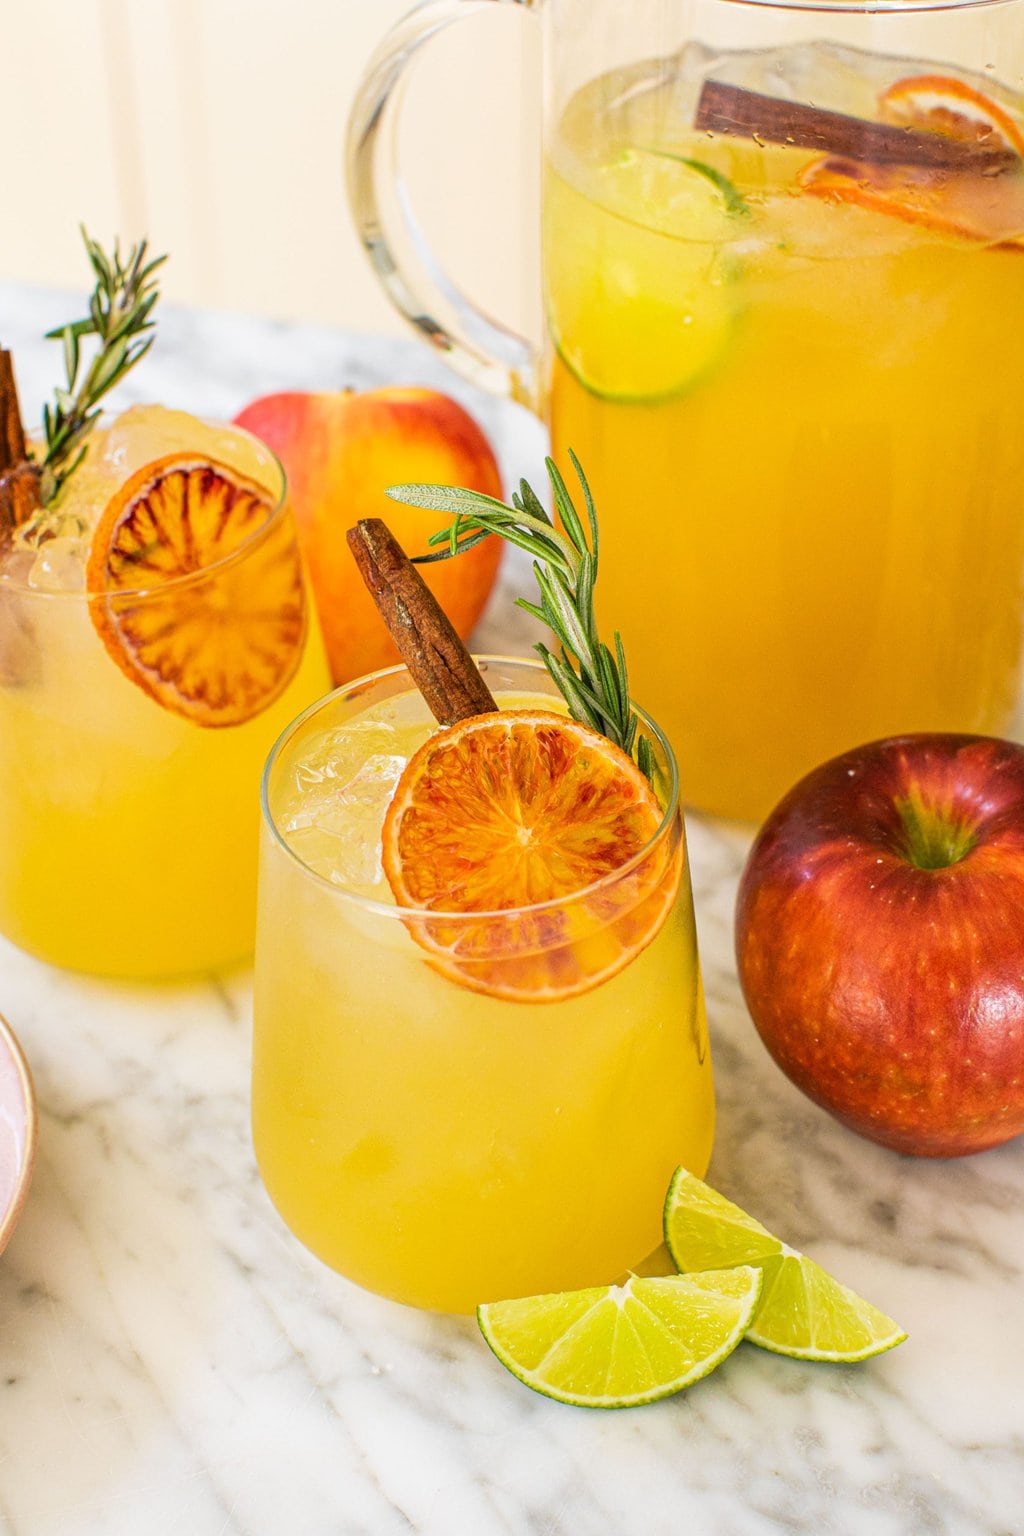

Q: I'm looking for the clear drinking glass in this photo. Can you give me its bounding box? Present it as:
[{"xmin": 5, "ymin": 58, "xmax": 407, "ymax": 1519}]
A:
[
  {"xmin": 252, "ymin": 656, "xmax": 714, "ymax": 1314},
  {"xmin": 348, "ymin": 0, "xmax": 1024, "ymax": 823},
  {"xmin": 0, "ymin": 410, "xmax": 331, "ymax": 977}
]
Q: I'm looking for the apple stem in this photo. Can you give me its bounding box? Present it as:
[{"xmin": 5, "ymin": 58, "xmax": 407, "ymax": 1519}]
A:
[{"xmin": 897, "ymin": 789, "xmax": 977, "ymax": 870}]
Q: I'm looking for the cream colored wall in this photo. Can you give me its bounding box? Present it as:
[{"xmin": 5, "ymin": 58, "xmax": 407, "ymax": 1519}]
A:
[{"xmin": 0, "ymin": 0, "xmax": 541, "ymax": 341}]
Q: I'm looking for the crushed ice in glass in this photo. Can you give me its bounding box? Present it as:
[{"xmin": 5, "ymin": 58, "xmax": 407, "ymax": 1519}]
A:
[{"xmin": 280, "ymin": 717, "xmax": 415, "ymax": 891}]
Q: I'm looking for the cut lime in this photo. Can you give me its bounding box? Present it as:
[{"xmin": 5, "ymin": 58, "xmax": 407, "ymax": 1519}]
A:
[
  {"xmin": 663, "ymin": 1169, "xmax": 907, "ymax": 1363},
  {"xmin": 544, "ymin": 148, "xmax": 746, "ymax": 403},
  {"xmin": 645, "ymin": 152, "xmax": 750, "ymax": 221},
  {"xmin": 477, "ymin": 1268, "xmax": 762, "ymax": 1408},
  {"xmin": 594, "ymin": 148, "xmax": 749, "ymax": 240}
]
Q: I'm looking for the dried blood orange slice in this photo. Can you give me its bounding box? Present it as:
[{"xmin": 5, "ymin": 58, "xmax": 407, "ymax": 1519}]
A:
[
  {"xmin": 87, "ymin": 453, "xmax": 307, "ymax": 727},
  {"xmin": 879, "ymin": 74, "xmax": 1024, "ymax": 159},
  {"xmin": 382, "ymin": 709, "xmax": 682, "ymax": 1002},
  {"xmin": 799, "ymin": 74, "xmax": 1024, "ymax": 247},
  {"xmin": 798, "ymin": 154, "xmax": 1024, "ymax": 248}
]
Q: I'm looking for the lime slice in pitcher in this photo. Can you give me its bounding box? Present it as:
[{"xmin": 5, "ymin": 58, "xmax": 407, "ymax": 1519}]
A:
[{"xmin": 545, "ymin": 148, "xmax": 747, "ymax": 402}]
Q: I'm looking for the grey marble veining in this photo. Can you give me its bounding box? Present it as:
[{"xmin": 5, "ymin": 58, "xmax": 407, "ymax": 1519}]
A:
[{"xmin": 0, "ymin": 284, "xmax": 1022, "ymax": 1536}]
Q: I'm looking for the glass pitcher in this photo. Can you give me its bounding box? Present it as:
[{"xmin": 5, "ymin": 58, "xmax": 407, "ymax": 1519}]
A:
[{"xmin": 348, "ymin": 0, "xmax": 1024, "ymax": 823}]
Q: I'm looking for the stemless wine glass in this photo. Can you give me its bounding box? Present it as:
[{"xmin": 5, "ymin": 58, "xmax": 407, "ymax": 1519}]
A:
[
  {"xmin": 348, "ymin": 0, "xmax": 1024, "ymax": 822},
  {"xmin": 0, "ymin": 410, "xmax": 330, "ymax": 977},
  {"xmin": 252, "ymin": 656, "xmax": 714, "ymax": 1314}
]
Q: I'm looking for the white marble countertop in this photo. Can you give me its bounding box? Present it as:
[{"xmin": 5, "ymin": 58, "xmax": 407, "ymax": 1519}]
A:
[{"xmin": 0, "ymin": 284, "xmax": 1021, "ymax": 1536}]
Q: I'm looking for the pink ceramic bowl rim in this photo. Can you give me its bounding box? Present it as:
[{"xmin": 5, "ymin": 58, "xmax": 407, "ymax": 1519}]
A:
[{"xmin": 0, "ymin": 1012, "xmax": 37, "ymax": 1257}]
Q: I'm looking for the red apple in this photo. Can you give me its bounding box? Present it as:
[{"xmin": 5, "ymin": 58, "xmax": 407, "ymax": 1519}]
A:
[
  {"xmin": 234, "ymin": 387, "xmax": 503, "ymax": 685},
  {"xmin": 735, "ymin": 733, "xmax": 1024, "ymax": 1157}
]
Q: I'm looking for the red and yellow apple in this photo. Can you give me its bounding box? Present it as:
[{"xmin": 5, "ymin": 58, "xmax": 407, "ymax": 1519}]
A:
[
  {"xmin": 234, "ymin": 387, "xmax": 503, "ymax": 684},
  {"xmin": 735, "ymin": 733, "xmax": 1024, "ymax": 1158}
]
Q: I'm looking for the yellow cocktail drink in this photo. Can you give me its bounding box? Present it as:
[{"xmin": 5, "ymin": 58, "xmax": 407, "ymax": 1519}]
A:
[
  {"xmin": 253, "ymin": 658, "xmax": 713, "ymax": 1314},
  {"xmin": 0, "ymin": 406, "xmax": 330, "ymax": 975},
  {"xmin": 545, "ymin": 45, "xmax": 1024, "ymax": 822}
]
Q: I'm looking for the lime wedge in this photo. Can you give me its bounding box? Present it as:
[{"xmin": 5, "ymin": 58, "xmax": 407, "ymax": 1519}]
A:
[
  {"xmin": 477, "ymin": 1268, "xmax": 762, "ymax": 1408},
  {"xmin": 663, "ymin": 1169, "xmax": 907, "ymax": 1363},
  {"xmin": 545, "ymin": 148, "xmax": 746, "ymax": 403}
]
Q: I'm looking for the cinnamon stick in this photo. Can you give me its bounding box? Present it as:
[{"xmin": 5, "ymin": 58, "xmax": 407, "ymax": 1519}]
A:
[
  {"xmin": 347, "ymin": 518, "xmax": 498, "ymax": 725},
  {"xmin": 0, "ymin": 463, "xmax": 43, "ymax": 532},
  {"xmin": 0, "ymin": 348, "xmax": 41, "ymax": 533},
  {"xmin": 0, "ymin": 350, "xmax": 28, "ymax": 469},
  {"xmin": 695, "ymin": 79, "xmax": 1017, "ymax": 173}
]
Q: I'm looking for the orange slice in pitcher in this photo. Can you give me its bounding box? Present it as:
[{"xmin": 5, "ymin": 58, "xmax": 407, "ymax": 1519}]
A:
[
  {"xmin": 798, "ymin": 73, "xmax": 1024, "ymax": 248},
  {"xmin": 87, "ymin": 454, "xmax": 307, "ymax": 727},
  {"xmin": 382, "ymin": 709, "xmax": 682, "ymax": 1002},
  {"xmin": 879, "ymin": 74, "xmax": 1024, "ymax": 159},
  {"xmin": 798, "ymin": 155, "xmax": 1024, "ymax": 247}
]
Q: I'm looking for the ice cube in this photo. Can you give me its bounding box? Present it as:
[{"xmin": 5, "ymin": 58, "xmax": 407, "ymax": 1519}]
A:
[
  {"xmin": 288, "ymin": 719, "xmax": 407, "ymax": 792},
  {"xmin": 28, "ymin": 535, "xmax": 89, "ymax": 592},
  {"xmin": 285, "ymin": 823, "xmax": 386, "ymax": 890},
  {"xmin": 281, "ymin": 739, "xmax": 409, "ymax": 893},
  {"xmin": 102, "ymin": 405, "xmax": 280, "ymax": 492},
  {"xmin": 0, "ymin": 547, "xmax": 36, "ymax": 585},
  {"xmin": 275, "ymin": 697, "xmax": 435, "ymax": 894}
]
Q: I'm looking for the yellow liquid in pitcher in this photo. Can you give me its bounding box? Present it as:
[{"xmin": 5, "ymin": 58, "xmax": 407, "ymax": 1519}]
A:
[{"xmin": 546, "ymin": 48, "xmax": 1024, "ymax": 822}]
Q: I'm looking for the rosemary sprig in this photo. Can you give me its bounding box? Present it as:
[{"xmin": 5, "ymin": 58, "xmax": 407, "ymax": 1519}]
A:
[
  {"xmin": 38, "ymin": 228, "xmax": 166, "ymax": 504},
  {"xmin": 387, "ymin": 451, "xmax": 655, "ymax": 780}
]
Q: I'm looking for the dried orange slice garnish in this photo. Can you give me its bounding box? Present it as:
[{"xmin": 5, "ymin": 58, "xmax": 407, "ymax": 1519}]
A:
[
  {"xmin": 879, "ymin": 74, "xmax": 1024, "ymax": 159},
  {"xmin": 87, "ymin": 453, "xmax": 307, "ymax": 727},
  {"xmin": 798, "ymin": 154, "xmax": 1024, "ymax": 247},
  {"xmin": 798, "ymin": 74, "xmax": 1024, "ymax": 248},
  {"xmin": 382, "ymin": 709, "xmax": 682, "ymax": 1002}
]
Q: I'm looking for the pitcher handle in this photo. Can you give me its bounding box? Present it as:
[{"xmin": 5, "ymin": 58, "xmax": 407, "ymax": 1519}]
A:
[{"xmin": 346, "ymin": 0, "xmax": 539, "ymax": 409}]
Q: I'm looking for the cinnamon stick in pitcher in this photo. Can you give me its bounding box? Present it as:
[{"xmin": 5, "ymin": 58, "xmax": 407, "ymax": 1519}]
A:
[
  {"xmin": 347, "ymin": 517, "xmax": 498, "ymax": 725},
  {"xmin": 695, "ymin": 79, "xmax": 1017, "ymax": 173}
]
